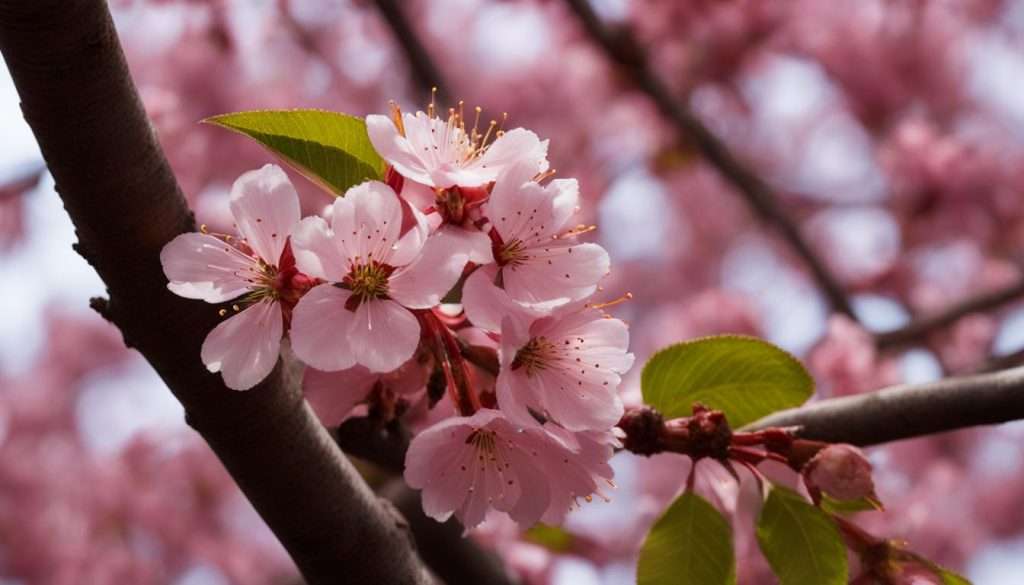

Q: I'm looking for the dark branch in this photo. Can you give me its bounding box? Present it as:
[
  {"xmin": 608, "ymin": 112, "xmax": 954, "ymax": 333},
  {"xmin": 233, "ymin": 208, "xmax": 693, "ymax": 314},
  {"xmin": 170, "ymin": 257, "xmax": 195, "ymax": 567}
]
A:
[
  {"xmin": 371, "ymin": 0, "xmax": 452, "ymax": 105},
  {"xmin": 746, "ymin": 366, "xmax": 1024, "ymax": 445},
  {"xmin": 563, "ymin": 0, "xmax": 856, "ymax": 320},
  {"xmin": 875, "ymin": 277, "xmax": 1024, "ymax": 349},
  {"xmin": 0, "ymin": 2, "xmax": 435, "ymax": 583}
]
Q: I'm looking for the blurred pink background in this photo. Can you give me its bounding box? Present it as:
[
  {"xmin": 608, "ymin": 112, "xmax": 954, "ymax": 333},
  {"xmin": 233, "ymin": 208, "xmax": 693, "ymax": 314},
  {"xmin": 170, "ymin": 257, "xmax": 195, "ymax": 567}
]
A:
[{"xmin": 1, "ymin": 0, "xmax": 1024, "ymax": 583}]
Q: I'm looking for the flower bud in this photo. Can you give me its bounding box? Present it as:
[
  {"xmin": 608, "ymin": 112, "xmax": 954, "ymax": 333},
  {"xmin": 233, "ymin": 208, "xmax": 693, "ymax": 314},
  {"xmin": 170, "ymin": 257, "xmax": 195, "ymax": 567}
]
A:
[{"xmin": 803, "ymin": 443, "xmax": 875, "ymax": 501}]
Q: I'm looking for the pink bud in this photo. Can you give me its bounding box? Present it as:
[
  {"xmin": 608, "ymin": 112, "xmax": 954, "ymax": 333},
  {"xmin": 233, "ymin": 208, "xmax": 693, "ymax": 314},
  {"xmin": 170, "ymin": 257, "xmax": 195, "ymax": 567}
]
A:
[{"xmin": 804, "ymin": 444, "xmax": 875, "ymax": 501}]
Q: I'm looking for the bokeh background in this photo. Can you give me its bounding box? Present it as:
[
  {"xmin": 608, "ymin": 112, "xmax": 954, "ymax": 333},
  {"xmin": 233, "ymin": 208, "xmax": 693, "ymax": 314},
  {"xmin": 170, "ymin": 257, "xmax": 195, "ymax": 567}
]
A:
[{"xmin": 2, "ymin": 0, "xmax": 1024, "ymax": 583}]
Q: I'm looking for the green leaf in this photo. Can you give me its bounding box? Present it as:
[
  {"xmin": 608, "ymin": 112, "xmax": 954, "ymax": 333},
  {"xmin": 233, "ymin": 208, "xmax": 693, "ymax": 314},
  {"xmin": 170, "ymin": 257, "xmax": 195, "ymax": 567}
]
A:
[
  {"xmin": 756, "ymin": 486, "xmax": 848, "ymax": 585},
  {"xmin": 205, "ymin": 109, "xmax": 386, "ymax": 195},
  {"xmin": 523, "ymin": 524, "xmax": 575, "ymax": 553},
  {"xmin": 937, "ymin": 569, "xmax": 972, "ymax": 585},
  {"xmin": 637, "ymin": 491, "xmax": 736, "ymax": 585},
  {"xmin": 819, "ymin": 493, "xmax": 883, "ymax": 516},
  {"xmin": 641, "ymin": 335, "xmax": 813, "ymax": 427}
]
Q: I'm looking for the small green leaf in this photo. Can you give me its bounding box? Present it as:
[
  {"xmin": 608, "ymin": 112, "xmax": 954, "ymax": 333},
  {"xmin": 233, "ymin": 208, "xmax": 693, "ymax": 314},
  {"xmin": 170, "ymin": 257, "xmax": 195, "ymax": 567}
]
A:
[
  {"xmin": 937, "ymin": 569, "xmax": 972, "ymax": 585},
  {"xmin": 641, "ymin": 335, "xmax": 813, "ymax": 426},
  {"xmin": 819, "ymin": 493, "xmax": 883, "ymax": 516},
  {"xmin": 637, "ymin": 491, "xmax": 736, "ymax": 585},
  {"xmin": 205, "ymin": 109, "xmax": 386, "ymax": 195},
  {"xmin": 756, "ymin": 486, "xmax": 848, "ymax": 585},
  {"xmin": 523, "ymin": 524, "xmax": 575, "ymax": 553}
]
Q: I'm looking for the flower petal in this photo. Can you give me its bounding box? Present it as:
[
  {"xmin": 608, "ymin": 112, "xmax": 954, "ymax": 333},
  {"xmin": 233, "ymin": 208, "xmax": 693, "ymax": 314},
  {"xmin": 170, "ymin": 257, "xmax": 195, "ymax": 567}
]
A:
[
  {"xmin": 200, "ymin": 300, "xmax": 283, "ymax": 390},
  {"xmin": 230, "ymin": 164, "xmax": 300, "ymax": 265},
  {"xmin": 389, "ymin": 233, "xmax": 469, "ymax": 309},
  {"xmin": 462, "ymin": 267, "xmax": 544, "ymax": 332},
  {"xmin": 502, "ymin": 242, "xmax": 610, "ymax": 307},
  {"xmin": 303, "ymin": 366, "xmax": 377, "ymax": 426},
  {"xmin": 350, "ymin": 299, "xmax": 421, "ymax": 372},
  {"xmin": 366, "ymin": 114, "xmax": 433, "ymax": 186},
  {"xmin": 331, "ymin": 181, "xmax": 404, "ymax": 265},
  {"xmin": 435, "ymin": 224, "xmax": 494, "ymax": 265},
  {"xmin": 291, "ymin": 216, "xmax": 348, "ymax": 281},
  {"xmin": 289, "ymin": 284, "xmax": 358, "ymax": 371},
  {"xmin": 475, "ymin": 128, "xmax": 549, "ymax": 179},
  {"xmin": 160, "ymin": 232, "xmax": 255, "ymax": 303}
]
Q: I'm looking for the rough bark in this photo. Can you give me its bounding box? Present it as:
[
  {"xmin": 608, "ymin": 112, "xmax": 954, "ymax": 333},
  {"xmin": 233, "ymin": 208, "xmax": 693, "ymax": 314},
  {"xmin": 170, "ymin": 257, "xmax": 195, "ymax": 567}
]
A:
[{"xmin": 0, "ymin": 2, "xmax": 436, "ymax": 583}]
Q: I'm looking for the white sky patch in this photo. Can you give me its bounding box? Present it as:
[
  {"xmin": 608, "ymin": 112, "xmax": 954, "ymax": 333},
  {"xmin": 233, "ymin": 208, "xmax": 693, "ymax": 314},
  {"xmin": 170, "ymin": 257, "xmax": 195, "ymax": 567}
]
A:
[
  {"xmin": 808, "ymin": 206, "xmax": 901, "ymax": 284},
  {"xmin": 598, "ymin": 170, "xmax": 677, "ymax": 262},
  {"xmin": 852, "ymin": 294, "xmax": 910, "ymax": 333},
  {"xmin": 742, "ymin": 56, "xmax": 887, "ymax": 203},
  {"xmin": 969, "ymin": 536, "xmax": 1024, "ymax": 585},
  {"xmin": 966, "ymin": 29, "xmax": 1024, "ymax": 137},
  {"xmin": 722, "ymin": 237, "xmax": 827, "ymax": 355},
  {"xmin": 992, "ymin": 307, "xmax": 1024, "ymax": 355},
  {"xmin": 171, "ymin": 564, "xmax": 229, "ymax": 585},
  {"xmin": 76, "ymin": 357, "xmax": 185, "ymax": 456},
  {"xmin": 472, "ymin": 3, "xmax": 551, "ymax": 72},
  {"xmin": 900, "ymin": 349, "xmax": 943, "ymax": 385}
]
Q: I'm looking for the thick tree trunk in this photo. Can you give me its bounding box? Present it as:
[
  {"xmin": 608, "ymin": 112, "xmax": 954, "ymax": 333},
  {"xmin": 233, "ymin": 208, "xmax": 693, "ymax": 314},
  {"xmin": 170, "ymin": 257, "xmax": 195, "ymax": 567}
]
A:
[{"xmin": 0, "ymin": 2, "xmax": 436, "ymax": 583}]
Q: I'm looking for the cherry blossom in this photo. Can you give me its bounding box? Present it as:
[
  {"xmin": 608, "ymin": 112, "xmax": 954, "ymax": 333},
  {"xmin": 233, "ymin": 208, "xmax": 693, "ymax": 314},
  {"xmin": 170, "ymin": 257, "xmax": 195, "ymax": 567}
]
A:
[
  {"xmin": 403, "ymin": 409, "xmax": 614, "ymax": 529},
  {"xmin": 303, "ymin": 356, "xmax": 429, "ymax": 426},
  {"xmin": 160, "ymin": 164, "xmax": 308, "ymax": 390},
  {"xmin": 289, "ymin": 180, "xmax": 467, "ymax": 373},
  {"xmin": 461, "ymin": 161, "xmax": 610, "ymax": 330},
  {"xmin": 496, "ymin": 306, "xmax": 634, "ymax": 432},
  {"xmin": 366, "ymin": 106, "xmax": 549, "ymax": 190}
]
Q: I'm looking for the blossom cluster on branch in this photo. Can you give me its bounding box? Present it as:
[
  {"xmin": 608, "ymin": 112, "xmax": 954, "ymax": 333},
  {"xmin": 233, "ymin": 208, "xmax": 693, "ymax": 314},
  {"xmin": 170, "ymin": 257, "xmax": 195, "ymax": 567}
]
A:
[{"xmin": 161, "ymin": 103, "xmax": 635, "ymax": 529}]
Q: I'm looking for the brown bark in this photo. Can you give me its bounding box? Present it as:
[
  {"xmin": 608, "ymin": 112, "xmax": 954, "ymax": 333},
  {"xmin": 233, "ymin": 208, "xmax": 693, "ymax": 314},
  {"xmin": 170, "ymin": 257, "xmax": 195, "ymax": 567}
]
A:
[{"xmin": 0, "ymin": 2, "xmax": 436, "ymax": 583}]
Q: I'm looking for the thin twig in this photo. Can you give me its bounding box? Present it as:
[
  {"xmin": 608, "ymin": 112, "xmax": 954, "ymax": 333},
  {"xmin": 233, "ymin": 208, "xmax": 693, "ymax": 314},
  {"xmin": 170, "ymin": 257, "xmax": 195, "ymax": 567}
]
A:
[
  {"xmin": 563, "ymin": 0, "xmax": 856, "ymax": 320},
  {"xmin": 875, "ymin": 277, "xmax": 1024, "ymax": 349},
  {"xmin": 371, "ymin": 0, "xmax": 452, "ymax": 104},
  {"xmin": 745, "ymin": 366, "xmax": 1024, "ymax": 445}
]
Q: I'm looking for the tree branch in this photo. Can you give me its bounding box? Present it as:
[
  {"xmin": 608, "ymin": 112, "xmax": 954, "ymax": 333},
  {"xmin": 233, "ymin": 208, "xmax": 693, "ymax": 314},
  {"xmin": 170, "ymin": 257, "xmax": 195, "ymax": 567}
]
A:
[
  {"xmin": 0, "ymin": 2, "xmax": 436, "ymax": 583},
  {"xmin": 746, "ymin": 366, "xmax": 1024, "ymax": 445},
  {"xmin": 563, "ymin": 0, "xmax": 856, "ymax": 320},
  {"xmin": 875, "ymin": 277, "xmax": 1024, "ymax": 349},
  {"xmin": 371, "ymin": 0, "xmax": 452, "ymax": 105}
]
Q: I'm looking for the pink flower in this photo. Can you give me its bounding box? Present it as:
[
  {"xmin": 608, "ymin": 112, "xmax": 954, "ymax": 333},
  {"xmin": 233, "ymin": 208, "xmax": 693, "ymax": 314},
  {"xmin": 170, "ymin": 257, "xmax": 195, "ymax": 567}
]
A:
[
  {"xmin": 366, "ymin": 109, "xmax": 549, "ymax": 189},
  {"xmin": 303, "ymin": 357, "xmax": 429, "ymax": 426},
  {"xmin": 462, "ymin": 161, "xmax": 610, "ymax": 331},
  {"xmin": 496, "ymin": 306, "xmax": 633, "ymax": 432},
  {"xmin": 160, "ymin": 164, "xmax": 308, "ymax": 390},
  {"xmin": 403, "ymin": 409, "xmax": 615, "ymax": 529},
  {"xmin": 289, "ymin": 181, "xmax": 467, "ymax": 373}
]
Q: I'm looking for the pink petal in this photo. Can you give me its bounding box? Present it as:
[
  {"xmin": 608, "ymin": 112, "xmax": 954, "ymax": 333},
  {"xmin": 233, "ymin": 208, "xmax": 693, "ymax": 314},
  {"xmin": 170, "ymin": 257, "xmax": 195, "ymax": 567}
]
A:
[
  {"xmin": 434, "ymin": 224, "xmax": 494, "ymax": 265},
  {"xmin": 200, "ymin": 300, "xmax": 283, "ymax": 390},
  {"xmin": 475, "ymin": 128, "xmax": 549, "ymax": 179},
  {"xmin": 229, "ymin": 164, "xmax": 300, "ymax": 265},
  {"xmin": 389, "ymin": 234, "xmax": 469, "ymax": 309},
  {"xmin": 350, "ymin": 299, "xmax": 421, "ymax": 372},
  {"xmin": 160, "ymin": 232, "xmax": 254, "ymax": 302},
  {"xmin": 331, "ymin": 181, "xmax": 404, "ymax": 265},
  {"xmin": 495, "ymin": 367, "xmax": 545, "ymax": 431},
  {"xmin": 289, "ymin": 284, "xmax": 358, "ymax": 371},
  {"xmin": 463, "ymin": 267, "xmax": 543, "ymax": 332},
  {"xmin": 388, "ymin": 199, "xmax": 430, "ymax": 268},
  {"xmin": 303, "ymin": 366, "xmax": 377, "ymax": 426},
  {"xmin": 502, "ymin": 242, "xmax": 610, "ymax": 307},
  {"xmin": 366, "ymin": 114, "xmax": 433, "ymax": 186},
  {"xmin": 291, "ymin": 216, "xmax": 348, "ymax": 281}
]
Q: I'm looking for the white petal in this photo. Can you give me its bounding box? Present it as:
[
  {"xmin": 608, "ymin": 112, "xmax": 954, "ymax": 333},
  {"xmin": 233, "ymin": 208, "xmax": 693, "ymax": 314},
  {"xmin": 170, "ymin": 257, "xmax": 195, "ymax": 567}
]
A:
[
  {"xmin": 289, "ymin": 284, "xmax": 358, "ymax": 371},
  {"xmin": 332, "ymin": 181, "xmax": 404, "ymax": 264},
  {"xmin": 389, "ymin": 233, "xmax": 469, "ymax": 309},
  {"xmin": 229, "ymin": 164, "xmax": 300, "ymax": 264},
  {"xmin": 475, "ymin": 128, "xmax": 549, "ymax": 178},
  {"xmin": 291, "ymin": 216, "xmax": 348, "ymax": 282},
  {"xmin": 201, "ymin": 300, "xmax": 283, "ymax": 390},
  {"xmin": 160, "ymin": 232, "xmax": 255, "ymax": 303},
  {"xmin": 350, "ymin": 300, "xmax": 421, "ymax": 372},
  {"xmin": 366, "ymin": 114, "xmax": 433, "ymax": 186}
]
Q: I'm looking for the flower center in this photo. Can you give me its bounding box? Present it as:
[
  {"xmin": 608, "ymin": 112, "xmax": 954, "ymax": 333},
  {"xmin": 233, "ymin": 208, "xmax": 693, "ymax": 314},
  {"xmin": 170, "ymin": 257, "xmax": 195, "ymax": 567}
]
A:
[
  {"xmin": 511, "ymin": 336, "xmax": 557, "ymax": 376},
  {"xmin": 497, "ymin": 238, "xmax": 527, "ymax": 267},
  {"xmin": 344, "ymin": 261, "xmax": 393, "ymax": 305}
]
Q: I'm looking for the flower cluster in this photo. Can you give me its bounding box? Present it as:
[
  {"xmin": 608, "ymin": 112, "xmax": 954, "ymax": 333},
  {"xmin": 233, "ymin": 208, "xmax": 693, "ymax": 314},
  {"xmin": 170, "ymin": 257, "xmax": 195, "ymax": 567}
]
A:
[{"xmin": 160, "ymin": 103, "xmax": 633, "ymax": 529}]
